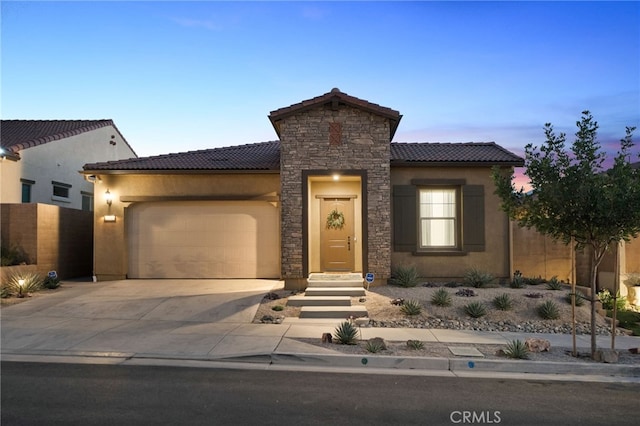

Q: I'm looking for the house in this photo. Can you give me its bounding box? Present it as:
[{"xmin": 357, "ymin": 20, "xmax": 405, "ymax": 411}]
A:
[
  {"xmin": 0, "ymin": 119, "xmax": 137, "ymax": 279},
  {"xmin": 83, "ymin": 89, "xmax": 524, "ymax": 289},
  {"xmin": 1, "ymin": 120, "xmax": 137, "ymax": 210}
]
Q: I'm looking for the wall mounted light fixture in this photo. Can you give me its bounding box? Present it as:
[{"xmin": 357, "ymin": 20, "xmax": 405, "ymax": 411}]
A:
[{"xmin": 105, "ymin": 189, "xmax": 113, "ymax": 206}]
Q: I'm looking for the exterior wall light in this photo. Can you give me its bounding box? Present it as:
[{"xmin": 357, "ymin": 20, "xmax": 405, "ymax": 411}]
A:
[
  {"xmin": 333, "ymin": 174, "xmax": 340, "ymax": 181},
  {"xmin": 105, "ymin": 189, "xmax": 113, "ymax": 206}
]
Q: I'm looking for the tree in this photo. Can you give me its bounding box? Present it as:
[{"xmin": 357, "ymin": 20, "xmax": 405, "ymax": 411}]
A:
[{"xmin": 492, "ymin": 111, "xmax": 640, "ymax": 358}]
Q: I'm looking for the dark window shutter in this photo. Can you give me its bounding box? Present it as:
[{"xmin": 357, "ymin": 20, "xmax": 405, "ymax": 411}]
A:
[
  {"xmin": 393, "ymin": 185, "xmax": 417, "ymax": 252},
  {"xmin": 462, "ymin": 185, "xmax": 485, "ymax": 252}
]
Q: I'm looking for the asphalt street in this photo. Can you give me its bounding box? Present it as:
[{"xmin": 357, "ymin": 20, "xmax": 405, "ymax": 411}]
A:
[{"xmin": 2, "ymin": 361, "xmax": 638, "ymax": 426}]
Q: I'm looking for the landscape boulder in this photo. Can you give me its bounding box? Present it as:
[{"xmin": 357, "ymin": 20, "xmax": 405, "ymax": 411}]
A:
[{"xmin": 525, "ymin": 338, "xmax": 551, "ymax": 352}]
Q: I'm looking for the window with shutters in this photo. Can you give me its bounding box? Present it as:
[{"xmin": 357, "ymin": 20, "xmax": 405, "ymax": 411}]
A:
[{"xmin": 419, "ymin": 188, "xmax": 459, "ymax": 249}]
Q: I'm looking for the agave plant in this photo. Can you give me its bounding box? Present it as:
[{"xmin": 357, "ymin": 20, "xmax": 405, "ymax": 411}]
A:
[
  {"xmin": 333, "ymin": 321, "xmax": 359, "ymax": 345},
  {"xmin": 400, "ymin": 299, "xmax": 422, "ymax": 316},
  {"xmin": 389, "ymin": 265, "xmax": 420, "ymax": 288},
  {"xmin": 503, "ymin": 339, "xmax": 529, "ymax": 359},
  {"xmin": 365, "ymin": 340, "xmax": 385, "ymax": 353},
  {"xmin": 406, "ymin": 340, "xmax": 425, "ymax": 350},
  {"xmin": 546, "ymin": 276, "xmax": 563, "ymax": 290},
  {"xmin": 463, "ymin": 268, "xmax": 494, "ymax": 288},
  {"xmin": 2, "ymin": 270, "xmax": 42, "ymax": 297},
  {"xmin": 464, "ymin": 301, "xmax": 487, "ymax": 318},
  {"xmin": 538, "ymin": 300, "xmax": 560, "ymax": 320},
  {"xmin": 565, "ymin": 291, "xmax": 586, "ymax": 307},
  {"xmin": 492, "ymin": 293, "xmax": 513, "ymax": 311},
  {"xmin": 431, "ymin": 288, "xmax": 452, "ymax": 307}
]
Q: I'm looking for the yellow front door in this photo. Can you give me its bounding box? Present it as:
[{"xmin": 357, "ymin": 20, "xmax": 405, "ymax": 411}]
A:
[{"xmin": 320, "ymin": 198, "xmax": 355, "ymax": 271}]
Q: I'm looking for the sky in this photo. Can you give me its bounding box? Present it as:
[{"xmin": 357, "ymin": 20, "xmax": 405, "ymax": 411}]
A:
[{"xmin": 2, "ymin": 1, "xmax": 639, "ymax": 186}]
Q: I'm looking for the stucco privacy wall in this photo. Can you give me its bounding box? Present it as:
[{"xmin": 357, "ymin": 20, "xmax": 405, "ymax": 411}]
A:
[
  {"xmin": 92, "ymin": 173, "xmax": 280, "ymax": 281},
  {"xmin": 391, "ymin": 167, "xmax": 512, "ymax": 280},
  {"xmin": 0, "ymin": 203, "xmax": 92, "ymax": 278},
  {"xmin": 279, "ymin": 104, "xmax": 392, "ymax": 287},
  {"xmin": 511, "ymin": 222, "xmax": 573, "ymax": 282}
]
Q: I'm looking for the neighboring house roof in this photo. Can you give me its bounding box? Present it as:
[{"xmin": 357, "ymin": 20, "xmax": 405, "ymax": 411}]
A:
[
  {"xmin": 0, "ymin": 119, "xmax": 137, "ymax": 158},
  {"xmin": 83, "ymin": 140, "xmax": 523, "ymax": 172},
  {"xmin": 391, "ymin": 142, "xmax": 524, "ymax": 166},
  {"xmin": 269, "ymin": 88, "xmax": 402, "ymax": 140}
]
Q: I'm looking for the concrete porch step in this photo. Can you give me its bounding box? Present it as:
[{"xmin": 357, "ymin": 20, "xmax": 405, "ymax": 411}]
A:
[
  {"xmin": 306, "ymin": 279, "xmax": 364, "ymax": 288},
  {"xmin": 305, "ymin": 287, "xmax": 366, "ymax": 297},
  {"xmin": 299, "ymin": 305, "xmax": 368, "ymax": 319},
  {"xmin": 286, "ymin": 295, "xmax": 351, "ymax": 307}
]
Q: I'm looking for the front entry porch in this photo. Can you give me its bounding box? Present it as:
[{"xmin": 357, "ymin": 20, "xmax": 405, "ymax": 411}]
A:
[{"xmin": 287, "ymin": 273, "xmax": 368, "ymax": 319}]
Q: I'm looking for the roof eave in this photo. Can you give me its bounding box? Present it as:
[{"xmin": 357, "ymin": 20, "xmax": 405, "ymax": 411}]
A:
[{"xmin": 391, "ymin": 160, "xmax": 524, "ymax": 168}]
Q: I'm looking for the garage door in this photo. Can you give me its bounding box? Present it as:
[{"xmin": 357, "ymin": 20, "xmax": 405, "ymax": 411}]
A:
[{"xmin": 127, "ymin": 201, "xmax": 280, "ymax": 279}]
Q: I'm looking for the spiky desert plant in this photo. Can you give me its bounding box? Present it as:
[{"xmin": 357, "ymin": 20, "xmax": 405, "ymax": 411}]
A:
[
  {"xmin": 400, "ymin": 299, "xmax": 422, "ymax": 316},
  {"xmin": 431, "ymin": 288, "xmax": 452, "ymax": 307},
  {"xmin": 492, "ymin": 293, "xmax": 513, "ymax": 311},
  {"xmin": 389, "ymin": 265, "xmax": 420, "ymax": 288},
  {"xmin": 464, "ymin": 301, "xmax": 487, "ymax": 318},
  {"xmin": 463, "ymin": 268, "xmax": 494, "ymax": 288},
  {"xmin": 510, "ymin": 274, "xmax": 526, "ymax": 289},
  {"xmin": 523, "ymin": 276, "xmax": 545, "ymax": 286},
  {"xmin": 565, "ymin": 290, "xmax": 586, "ymax": 307},
  {"xmin": 271, "ymin": 305, "xmax": 284, "ymax": 311},
  {"xmin": 2, "ymin": 270, "xmax": 42, "ymax": 297},
  {"xmin": 333, "ymin": 321, "xmax": 359, "ymax": 345},
  {"xmin": 546, "ymin": 276, "xmax": 563, "ymax": 290},
  {"xmin": 406, "ymin": 340, "xmax": 425, "ymax": 350},
  {"xmin": 538, "ymin": 300, "xmax": 560, "ymax": 320},
  {"xmin": 365, "ymin": 340, "xmax": 385, "ymax": 353},
  {"xmin": 503, "ymin": 339, "xmax": 530, "ymax": 359}
]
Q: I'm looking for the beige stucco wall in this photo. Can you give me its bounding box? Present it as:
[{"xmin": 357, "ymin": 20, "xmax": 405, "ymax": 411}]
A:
[
  {"xmin": 391, "ymin": 166, "xmax": 512, "ymax": 281},
  {"xmin": 91, "ymin": 172, "xmax": 280, "ymax": 281},
  {"xmin": 0, "ymin": 125, "xmax": 135, "ymax": 209},
  {"xmin": 511, "ymin": 222, "xmax": 573, "ymax": 282}
]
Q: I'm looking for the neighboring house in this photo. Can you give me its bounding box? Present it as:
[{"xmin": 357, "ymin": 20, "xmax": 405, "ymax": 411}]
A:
[
  {"xmin": 83, "ymin": 89, "xmax": 523, "ymax": 289},
  {"xmin": 1, "ymin": 120, "xmax": 137, "ymax": 210}
]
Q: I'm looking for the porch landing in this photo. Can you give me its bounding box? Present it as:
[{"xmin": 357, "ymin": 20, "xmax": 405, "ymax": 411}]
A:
[{"xmin": 288, "ymin": 273, "xmax": 368, "ymax": 319}]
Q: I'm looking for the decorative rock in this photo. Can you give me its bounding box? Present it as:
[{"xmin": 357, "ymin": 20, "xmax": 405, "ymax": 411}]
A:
[
  {"xmin": 354, "ymin": 317, "xmax": 370, "ymax": 326},
  {"xmin": 264, "ymin": 292, "xmax": 280, "ymax": 300},
  {"xmin": 321, "ymin": 333, "xmax": 332, "ymax": 343},
  {"xmin": 368, "ymin": 337, "xmax": 387, "ymax": 350},
  {"xmin": 495, "ymin": 349, "xmax": 506, "ymax": 357},
  {"xmin": 260, "ymin": 315, "xmax": 274, "ymax": 323},
  {"xmin": 390, "ymin": 298, "xmax": 404, "ymax": 305},
  {"xmin": 628, "ymin": 348, "xmax": 639, "ymax": 354},
  {"xmin": 525, "ymin": 338, "xmax": 551, "ymax": 352},
  {"xmin": 594, "ymin": 349, "xmax": 619, "ymax": 363}
]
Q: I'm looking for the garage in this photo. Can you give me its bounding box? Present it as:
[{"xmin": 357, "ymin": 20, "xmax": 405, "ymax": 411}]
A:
[{"xmin": 126, "ymin": 201, "xmax": 280, "ymax": 279}]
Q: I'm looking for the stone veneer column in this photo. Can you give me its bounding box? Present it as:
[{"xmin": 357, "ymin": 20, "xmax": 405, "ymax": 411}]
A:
[{"xmin": 279, "ymin": 105, "xmax": 391, "ymax": 287}]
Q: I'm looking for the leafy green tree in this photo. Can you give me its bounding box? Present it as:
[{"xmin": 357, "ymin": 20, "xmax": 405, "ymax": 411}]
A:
[{"xmin": 492, "ymin": 111, "xmax": 640, "ymax": 357}]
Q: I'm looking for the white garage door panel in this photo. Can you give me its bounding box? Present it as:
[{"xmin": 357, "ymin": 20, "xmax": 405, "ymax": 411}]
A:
[{"xmin": 127, "ymin": 201, "xmax": 279, "ymax": 279}]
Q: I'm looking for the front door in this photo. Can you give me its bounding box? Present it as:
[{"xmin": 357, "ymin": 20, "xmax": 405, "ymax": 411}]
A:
[{"xmin": 320, "ymin": 198, "xmax": 355, "ymax": 271}]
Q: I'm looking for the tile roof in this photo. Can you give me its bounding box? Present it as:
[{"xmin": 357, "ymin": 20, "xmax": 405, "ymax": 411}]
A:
[
  {"xmin": 391, "ymin": 142, "xmax": 524, "ymax": 166},
  {"xmin": 269, "ymin": 88, "xmax": 402, "ymax": 140},
  {"xmin": 0, "ymin": 119, "xmax": 136, "ymax": 157},
  {"xmin": 83, "ymin": 141, "xmax": 281, "ymax": 171},
  {"xmin": 83, "ymin": 140, "xmax": 523, "ymax": 172}
]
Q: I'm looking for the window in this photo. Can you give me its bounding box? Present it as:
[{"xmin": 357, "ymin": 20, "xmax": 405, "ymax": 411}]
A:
[
  {"xmin": 81, "ymin": 192, "xmax": 93, "ymax": 212},
  {"xmin": 419, "ymin": 188, "xmax": 458, "ymax": 248},
  {"xmin": 21, "ymin": 179, "xmax": 35, "ymax": 203},
  {"xmin": 52, "ymin": 181, "xmax": 71, "ymax": 200}
]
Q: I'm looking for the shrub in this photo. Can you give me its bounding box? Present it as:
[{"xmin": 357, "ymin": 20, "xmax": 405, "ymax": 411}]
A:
[
  {"xmin": 42, "ymin": 276, "xmax": 61, "ymax": 290},
  {"xmin": 464, "ymin": 301, "xmax": 487, "ymax": 318},
  {"xmin": 503, "ymin": 340, "xmax": 529, "ymax": 359},
  {"xmin": 2, "ymin": 270, "xmax": 42, "ymax": 297},
  {"xmin": 333, "ymin": 321, "xmax": 359, "ymax": 345},
  {"xmin": 406, "ymin": 340, "xmax": 425, "ymax": 350},
  {"xmin": 271, "ymin": 305, "xmax": 284, "ymax": 311},
  {"xmin": 463, "ymin": 268, "xmax": 494, "ymax": 288},
  {"xmin": 365, "ymin": 340, "xmax": 385, "ymax": 353},
  {"xmin": 538, "ymin": 300, "xmax": 560, "ymax": 320},
  {"xmin": 0, "ymin": 244, "xmax": 29, "ymax": 266},
  {"xmin": 546, "ymin": 276, "xmax": 563, "ymax": 290},
  {"xmin": 431, "ymin": 288, "xmax": 452, "ymax": 307},
  {"xmin": 510, "ymin": 274, "xmax": 526, "ymax": 289},
  {"xmin": 597, "ymin": 289, "xmax": 626, "ymax": 311},
  {"xmin": 493, "ymin": 293, "xmax": 513, "ymax": 311},
  {"xmin": 523, "ymin": 276, "xmax": 545, "ymax": 286},
  {"xmin": 400, "ymin": 299, "xmax": 422, "ymax": 316},
  {"xmin": 389, "ymin": 265, "xmax": 420, "ymax": 288},
  {"xmin": 565, "ymin": 290, "xmax": 586, "ymax": 307}
]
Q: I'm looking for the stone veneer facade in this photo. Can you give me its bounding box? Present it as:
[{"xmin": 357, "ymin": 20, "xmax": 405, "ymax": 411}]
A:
[{"xmin": 278, "ymin": 103, "xmax": 392, "ymax": 288}]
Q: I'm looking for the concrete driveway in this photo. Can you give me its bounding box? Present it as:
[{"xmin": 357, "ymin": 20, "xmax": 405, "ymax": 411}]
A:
[{"xmin": 1, "ymin": 279, "xmax": 284, "ymax": 359}]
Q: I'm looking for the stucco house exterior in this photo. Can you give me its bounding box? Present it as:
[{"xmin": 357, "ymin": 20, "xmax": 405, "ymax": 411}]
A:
[
  {"xmin": 83, "ymin": 89, "xmax": 524, "ymax": 289},
  {"xmin": 1, "ymin": 120, "xmax": 137, "ymax": 210}
]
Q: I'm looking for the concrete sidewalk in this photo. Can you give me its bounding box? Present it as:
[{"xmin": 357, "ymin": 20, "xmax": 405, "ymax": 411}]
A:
[{"xmin": 1, "ymin": 279, "xmax": 639, "ymax": 382}]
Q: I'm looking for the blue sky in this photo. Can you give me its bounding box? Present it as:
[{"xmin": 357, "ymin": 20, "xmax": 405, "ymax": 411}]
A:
[{"xmin": 2, "ymin": 1, "xmax": 639, "ymax": 179}]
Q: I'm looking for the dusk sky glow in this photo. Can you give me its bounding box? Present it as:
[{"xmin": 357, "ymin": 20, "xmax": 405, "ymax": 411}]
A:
[{"xmin": 2, "ymin": 1, "xmax": 639, "ymax": 187}]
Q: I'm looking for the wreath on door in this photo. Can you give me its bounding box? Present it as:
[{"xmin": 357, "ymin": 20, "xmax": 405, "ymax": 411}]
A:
[{"xmin": 326, "ymin": 208, "xmax": 345, "ymax": 230}]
